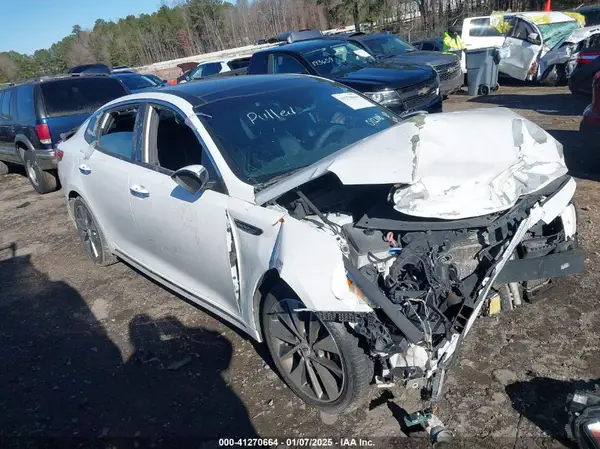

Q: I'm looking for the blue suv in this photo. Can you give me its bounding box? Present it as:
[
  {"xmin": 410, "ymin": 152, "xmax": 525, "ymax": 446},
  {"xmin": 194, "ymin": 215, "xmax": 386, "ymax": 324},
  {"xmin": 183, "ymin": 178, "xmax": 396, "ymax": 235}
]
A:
[{"xmin": 0, "ymin": 75, "xmax": 129, "ymax": 193}]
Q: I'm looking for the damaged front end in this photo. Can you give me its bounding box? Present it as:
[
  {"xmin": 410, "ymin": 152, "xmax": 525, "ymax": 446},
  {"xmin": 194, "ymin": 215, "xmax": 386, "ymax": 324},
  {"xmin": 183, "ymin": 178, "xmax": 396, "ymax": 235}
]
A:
[
  {"xmin": 280, "ymin": 174, "xmax": 582, "ymax": 412},
  {"xmin": 261, "ymin": 108, "xmax": 585, "ymax": 416}
]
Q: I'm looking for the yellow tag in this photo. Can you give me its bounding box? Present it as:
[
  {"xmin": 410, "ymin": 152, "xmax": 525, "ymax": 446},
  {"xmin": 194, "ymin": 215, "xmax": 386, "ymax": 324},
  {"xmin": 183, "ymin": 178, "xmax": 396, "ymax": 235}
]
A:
[{"xmin": 488, "ymin": 293, "xmax": 502, "ymax": 315}]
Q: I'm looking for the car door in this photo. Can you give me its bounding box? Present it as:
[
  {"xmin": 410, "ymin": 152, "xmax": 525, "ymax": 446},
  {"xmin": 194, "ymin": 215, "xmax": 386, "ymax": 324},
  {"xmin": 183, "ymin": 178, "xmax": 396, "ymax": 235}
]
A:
[
  {"xmin": 0, "ymin": 90, "xmax": 6, "ymax": 156},
  {"xmin": 127, "ymin": 102, "xmax": 244, "ymax": 322},
  {"xmin": 77, "ymin": 102, "xmax": 143, "ymax": 256},
  {"xmin": 0, "ymin": 89, "xmax": 19, "ymax": 163},
  {"xmin": 499, "ymin": 17, "xmax": 543, "ymax": 80}
]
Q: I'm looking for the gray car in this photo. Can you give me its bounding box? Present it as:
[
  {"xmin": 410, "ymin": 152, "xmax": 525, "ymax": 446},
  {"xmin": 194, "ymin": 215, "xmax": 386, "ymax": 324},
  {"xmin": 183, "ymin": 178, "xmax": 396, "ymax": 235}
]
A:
[{"xmin": 323, "ymin": 32, "xmax": 463, "ymax": 96}]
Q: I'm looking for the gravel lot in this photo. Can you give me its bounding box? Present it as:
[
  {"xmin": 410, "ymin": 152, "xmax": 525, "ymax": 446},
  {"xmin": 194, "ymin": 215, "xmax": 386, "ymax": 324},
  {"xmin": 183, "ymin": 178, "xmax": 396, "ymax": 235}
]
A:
[{"xmin": 1, "ymin": 84, "xmax": 598, "ymax": 448}]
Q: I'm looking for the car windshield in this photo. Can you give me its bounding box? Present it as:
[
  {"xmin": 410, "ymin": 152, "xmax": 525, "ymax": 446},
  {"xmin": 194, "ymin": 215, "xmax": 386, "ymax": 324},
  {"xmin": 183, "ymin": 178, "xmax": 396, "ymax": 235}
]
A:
[
  {"xmin": 361, "ymin": 34, "xmax": 415, "ymax": 56},
  {"xmin": 117, "ymin": 75, "xmax": 158, "ymax": 90},
  {"xmin": 301, "ymin": 41, "xmax": 376, "ymax": 77},
  {"xmin": 538, "ymin": 21, "xmax": 581, "ymax": 49},
  {"xmin": 194, "ymin": 76, "xmax": 399, "ymax": 186}
]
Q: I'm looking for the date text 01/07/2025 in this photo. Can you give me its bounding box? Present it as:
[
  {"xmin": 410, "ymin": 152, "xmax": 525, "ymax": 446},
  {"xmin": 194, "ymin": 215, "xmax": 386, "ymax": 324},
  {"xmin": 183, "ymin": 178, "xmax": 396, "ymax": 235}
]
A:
[{"xmin": 218, "ymin": 438, "xmax": 375, "ymax": 447}]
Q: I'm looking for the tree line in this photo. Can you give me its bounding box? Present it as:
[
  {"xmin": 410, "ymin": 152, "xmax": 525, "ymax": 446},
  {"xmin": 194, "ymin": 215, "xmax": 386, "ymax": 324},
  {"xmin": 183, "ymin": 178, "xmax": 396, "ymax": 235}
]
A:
[{"xmin": 0, "ymin": 0, "xmax": 587, "ymax": 83}]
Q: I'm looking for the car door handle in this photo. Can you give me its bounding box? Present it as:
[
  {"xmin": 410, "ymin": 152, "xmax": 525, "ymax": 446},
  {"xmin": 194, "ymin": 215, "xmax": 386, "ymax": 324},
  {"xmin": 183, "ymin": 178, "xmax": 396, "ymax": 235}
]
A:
[
  {"xmin": 79, "ymin": 164, "xmax": 91, "ymax": 175},
  {"xmin": 130, "ymin": 184, "xmax": 150, "ymax": 198}
]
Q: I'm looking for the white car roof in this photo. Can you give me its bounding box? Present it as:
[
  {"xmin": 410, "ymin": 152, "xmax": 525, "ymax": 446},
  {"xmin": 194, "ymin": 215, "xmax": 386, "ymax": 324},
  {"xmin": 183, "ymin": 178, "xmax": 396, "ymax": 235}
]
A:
[{"xmin": 466, "ymin": 11, "xmax": 576, "ymax": 24}]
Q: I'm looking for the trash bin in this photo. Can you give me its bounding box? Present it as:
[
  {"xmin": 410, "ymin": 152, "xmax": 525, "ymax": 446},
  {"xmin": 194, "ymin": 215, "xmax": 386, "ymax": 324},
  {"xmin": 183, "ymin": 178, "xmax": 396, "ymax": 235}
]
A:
[{"xmin": 465, "ymin": 47, "xmax": 501, "ymax": 96}]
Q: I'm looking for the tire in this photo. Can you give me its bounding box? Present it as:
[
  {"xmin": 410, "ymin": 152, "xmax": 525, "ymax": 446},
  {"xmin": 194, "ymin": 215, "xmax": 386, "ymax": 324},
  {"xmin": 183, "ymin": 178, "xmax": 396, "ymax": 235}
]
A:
[
  {"xmin": 479, "ymin": 85, "xmax": 490, "ymax": 95},
  {"xmin": 23, "ymin": 150, "xmax": 57, "ymax": 194},
  {"xmin": 71, "ymin": 197, "xmax": 117, "ymax": 266},
  {"xmin": 0, "ymin": 160, "xmax": 8, "ymax": 176},
  {"xmin": 261, "ymin": 284, "xmax": 374, "ymax": 414},
  {"xmin": 541, "ymin": 65, "xmax": 566, "ymax": 87}
]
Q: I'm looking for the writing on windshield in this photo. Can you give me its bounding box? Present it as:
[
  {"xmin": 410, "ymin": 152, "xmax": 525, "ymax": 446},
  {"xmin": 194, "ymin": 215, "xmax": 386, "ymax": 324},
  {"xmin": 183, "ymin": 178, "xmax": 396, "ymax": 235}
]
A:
[
  {"xmin": 301, "ymin": 42, "xmax": 375, "ymax": 77},
  {"xmin": 194, "ymin": 77, "xmax": 398, "ymax": 186}
]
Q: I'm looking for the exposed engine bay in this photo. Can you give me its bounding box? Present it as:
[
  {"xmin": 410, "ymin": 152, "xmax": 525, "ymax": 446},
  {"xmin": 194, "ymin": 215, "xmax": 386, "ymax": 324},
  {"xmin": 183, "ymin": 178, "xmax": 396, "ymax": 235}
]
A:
[{"xmin": 273, "ymin": 172, "xmax": 584, "ymax": 406}]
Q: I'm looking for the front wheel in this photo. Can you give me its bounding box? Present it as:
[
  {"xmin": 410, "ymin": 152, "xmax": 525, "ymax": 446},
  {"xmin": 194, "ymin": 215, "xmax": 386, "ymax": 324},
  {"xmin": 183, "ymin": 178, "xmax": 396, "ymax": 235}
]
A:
[{"xmin": 261, "ymin": 285, "xmax": 374, "ymax": 414}]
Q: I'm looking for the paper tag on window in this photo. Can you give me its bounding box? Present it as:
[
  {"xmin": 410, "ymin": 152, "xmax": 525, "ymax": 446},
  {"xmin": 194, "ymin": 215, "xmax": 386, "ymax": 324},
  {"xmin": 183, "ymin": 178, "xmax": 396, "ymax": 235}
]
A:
[
  {"xmin": 332, "ymin": 92, "xmax": 375, "ymax": 110},
  {"xmin": 353, "ymin": 49, "xmax": 371, "ymax": 58}
]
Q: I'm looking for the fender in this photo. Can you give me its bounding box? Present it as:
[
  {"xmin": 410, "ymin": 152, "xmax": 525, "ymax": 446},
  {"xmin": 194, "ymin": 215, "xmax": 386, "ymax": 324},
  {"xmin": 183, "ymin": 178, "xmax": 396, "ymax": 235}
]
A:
[
  {"xmin": 225, "ymin": 201, "xmax": 373, "ymax": 343},
  {"xmin": 14, "ymin": 134, "xmax": 36, "ymax": 160}
]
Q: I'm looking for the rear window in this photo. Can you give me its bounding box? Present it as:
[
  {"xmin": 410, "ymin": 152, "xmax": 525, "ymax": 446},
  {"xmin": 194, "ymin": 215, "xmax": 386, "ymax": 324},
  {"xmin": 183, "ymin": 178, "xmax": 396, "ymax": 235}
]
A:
[
  {"xmin": 39, "ymin": 78, "xmax": 128, "ymax": 118},
  {"xmin": 469, "ymin": 18, "xmax": 503, "ymax": 37},
  {"xmin": 228, "ymin": 58, "xmax": 251, "ymax": 70}
]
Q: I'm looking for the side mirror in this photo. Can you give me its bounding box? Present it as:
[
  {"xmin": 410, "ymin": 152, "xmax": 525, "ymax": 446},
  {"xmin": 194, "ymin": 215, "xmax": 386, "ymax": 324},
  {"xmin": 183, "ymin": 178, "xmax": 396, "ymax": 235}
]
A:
[
  {"xmin": 527, "ymin": 32, "xmax": 541, "ymax": 45},
  {"xmin": 171, "ymin": 165, "xmax": 209, "ymax": 194}
]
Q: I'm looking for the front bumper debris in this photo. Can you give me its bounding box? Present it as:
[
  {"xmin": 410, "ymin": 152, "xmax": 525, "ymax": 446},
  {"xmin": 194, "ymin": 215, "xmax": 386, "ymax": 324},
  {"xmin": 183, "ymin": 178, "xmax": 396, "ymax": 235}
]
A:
[{"xmin": 495, "ymin": 248, "xmax": 585, "ymax": 284}]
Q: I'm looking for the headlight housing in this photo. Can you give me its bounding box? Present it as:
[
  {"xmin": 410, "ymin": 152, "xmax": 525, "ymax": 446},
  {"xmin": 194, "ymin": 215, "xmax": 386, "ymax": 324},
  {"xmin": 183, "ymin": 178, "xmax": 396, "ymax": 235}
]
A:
[
  {"xmin": 363, "ymin": 90, "xmax": 401, "ymax": 105},
  {"xmin": 560, "ymin": 203, "xmax": 577, "ymax": 239}
]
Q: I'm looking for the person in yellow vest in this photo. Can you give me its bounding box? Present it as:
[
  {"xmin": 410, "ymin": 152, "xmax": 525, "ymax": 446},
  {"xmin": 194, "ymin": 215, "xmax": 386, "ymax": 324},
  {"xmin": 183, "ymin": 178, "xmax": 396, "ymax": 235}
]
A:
[{"xmin": 443, "ymin": 25, "xmax": 466, "ymax": 51}]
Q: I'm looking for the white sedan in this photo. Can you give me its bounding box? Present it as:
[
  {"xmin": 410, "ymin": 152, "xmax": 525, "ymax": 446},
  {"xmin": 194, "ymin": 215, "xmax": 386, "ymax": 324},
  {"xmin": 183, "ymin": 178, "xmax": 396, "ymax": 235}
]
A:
[{"xmin": 57, "ymin": 74, "xmax": 583, "ymax": 419}]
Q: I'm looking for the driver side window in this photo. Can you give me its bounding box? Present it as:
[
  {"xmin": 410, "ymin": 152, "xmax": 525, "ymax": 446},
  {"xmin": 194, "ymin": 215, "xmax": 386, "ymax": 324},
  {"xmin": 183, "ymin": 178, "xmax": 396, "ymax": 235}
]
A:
[
  {"xmin": 510, "ymin": 18, "xmax": 537, "ymax": 41},
  {"xmin": 146, "ymin": 104, "xmax": 224, "ymax": 192},
  {"xmin": 96, "ymin": 105, "xmax": 140, "ymax": 160}
]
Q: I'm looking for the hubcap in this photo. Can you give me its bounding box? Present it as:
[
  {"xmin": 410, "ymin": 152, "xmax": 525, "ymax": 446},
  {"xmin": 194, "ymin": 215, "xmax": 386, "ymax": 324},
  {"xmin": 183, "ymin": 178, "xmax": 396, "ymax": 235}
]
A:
[
  {"xmin": 75, "ymin": 205, "xmax": 102, "ymax": 260},
  {"xmin": 268, "ymin": 298, "xmax": 345, "ymax": 403},
  {"xmin": 26, "ymin": 160, "xmax": 39, "ymax": 186}
]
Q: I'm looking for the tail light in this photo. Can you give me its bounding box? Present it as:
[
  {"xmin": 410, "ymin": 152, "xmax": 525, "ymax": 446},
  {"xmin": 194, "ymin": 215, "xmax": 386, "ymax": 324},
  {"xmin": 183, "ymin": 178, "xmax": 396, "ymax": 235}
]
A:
[
  {"xmin": 56, "ymin": 149, "xmax": 64, "ymax": 162},
  {"xmin": 36, "ymin": 123, "xmax": 52, "ymax": 145},
  {"xmin": 576, "ymin": 50, "xmax": 600, "ymax": 65},
  {"xmin": 167, "ymin": 79, "xmax": 177, "ymax": 85}
]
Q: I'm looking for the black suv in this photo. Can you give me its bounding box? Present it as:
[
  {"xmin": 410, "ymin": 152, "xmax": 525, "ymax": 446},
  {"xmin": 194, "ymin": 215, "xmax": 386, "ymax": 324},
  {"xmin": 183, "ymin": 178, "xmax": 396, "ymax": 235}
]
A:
[
  {"xmin": 0, "ymin": 75, "xmax": 129, "ymax": 193},
  {"xmin": 247, "ymin": 39, "xmax": 442, "ymax": 115}
]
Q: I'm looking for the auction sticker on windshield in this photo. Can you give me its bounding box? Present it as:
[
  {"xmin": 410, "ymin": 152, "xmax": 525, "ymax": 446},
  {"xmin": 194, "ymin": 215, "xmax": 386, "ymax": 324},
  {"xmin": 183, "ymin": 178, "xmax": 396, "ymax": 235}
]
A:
[
  {"xmin": 353, "ymin": 49, "xmax": 371, "ymax": 58},
  {"xmin": 332, "ymin": 92, "xmax": 375, "ymax": 110}
]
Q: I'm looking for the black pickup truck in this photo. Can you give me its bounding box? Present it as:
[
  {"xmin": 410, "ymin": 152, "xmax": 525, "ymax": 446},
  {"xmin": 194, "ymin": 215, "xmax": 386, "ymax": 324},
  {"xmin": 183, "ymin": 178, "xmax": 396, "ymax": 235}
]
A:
[{"xmin": 243, "ymin": 39, "xmax": 442, "ymax": 116}]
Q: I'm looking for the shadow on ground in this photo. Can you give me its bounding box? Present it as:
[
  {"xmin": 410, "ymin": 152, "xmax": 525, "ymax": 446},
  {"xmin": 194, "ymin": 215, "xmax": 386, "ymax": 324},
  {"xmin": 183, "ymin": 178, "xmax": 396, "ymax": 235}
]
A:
[
  {"xmin": 468, "ymin": 93, "xmax": 590, "ymax": 116},
  {"xmin": 506, "ymin": 377, "xmax": 600, "ymax": 447},
  {"xmin": 0, "ymin": 247, "xmax": 257, "ymax": 444}
]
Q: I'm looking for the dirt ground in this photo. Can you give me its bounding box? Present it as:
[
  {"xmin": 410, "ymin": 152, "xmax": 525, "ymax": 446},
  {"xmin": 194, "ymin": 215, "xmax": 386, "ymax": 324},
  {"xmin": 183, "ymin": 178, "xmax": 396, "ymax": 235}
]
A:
[{"xmin": 1, "ymin": 84, "xmax": 599, "ymax": 448}]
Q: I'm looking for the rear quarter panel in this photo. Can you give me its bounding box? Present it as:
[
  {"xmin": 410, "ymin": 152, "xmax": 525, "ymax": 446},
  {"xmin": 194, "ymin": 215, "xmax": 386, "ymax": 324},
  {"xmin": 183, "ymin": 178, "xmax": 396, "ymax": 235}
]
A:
[{"xmin": 57, "ymin": 125, "xmax": 87, "ymax": 207}]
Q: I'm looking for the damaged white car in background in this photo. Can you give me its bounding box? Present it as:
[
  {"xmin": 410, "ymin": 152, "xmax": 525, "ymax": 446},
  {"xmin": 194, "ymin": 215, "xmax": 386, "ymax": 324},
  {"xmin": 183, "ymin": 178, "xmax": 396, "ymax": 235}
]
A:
[
  {"xmin": 57, "ymin": 75, "xmax": 584, "ymax": 438},
  {"xmin": 496, "ymin": 11, "xmax": 595, "ymax": 85}
]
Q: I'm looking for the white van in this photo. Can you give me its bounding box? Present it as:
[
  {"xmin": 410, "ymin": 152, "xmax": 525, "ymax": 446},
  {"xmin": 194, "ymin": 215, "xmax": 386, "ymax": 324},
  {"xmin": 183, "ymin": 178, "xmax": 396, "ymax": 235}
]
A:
[{"xmin": 460, "ymin": 12, "xmax": 582, "ymax": 83}]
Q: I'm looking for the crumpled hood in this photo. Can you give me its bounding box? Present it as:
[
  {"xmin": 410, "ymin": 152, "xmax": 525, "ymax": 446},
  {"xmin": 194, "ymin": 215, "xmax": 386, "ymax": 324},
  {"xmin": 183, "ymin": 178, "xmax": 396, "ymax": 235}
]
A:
[
  {"xmin": 255, "ymin": 107, "xmax": 568, "ymax": 220},
  {"xmin": 564, "ymin": 25, "xmax": 600, "ymax": 44}
]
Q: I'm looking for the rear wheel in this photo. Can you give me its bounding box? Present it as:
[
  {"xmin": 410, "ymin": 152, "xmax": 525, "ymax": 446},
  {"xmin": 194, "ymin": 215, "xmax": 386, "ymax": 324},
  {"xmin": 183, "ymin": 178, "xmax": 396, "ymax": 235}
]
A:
[
  {"xmin": 72, "ymin": 197, "xmax": 117, "ymax": 266},
  {"xmin": 261, "ymin": 285, "xmax": 373, "ymax": 414},
  {"xmin": 23, "ymin": 151, "xmax": 57, "ymax": 194}
]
